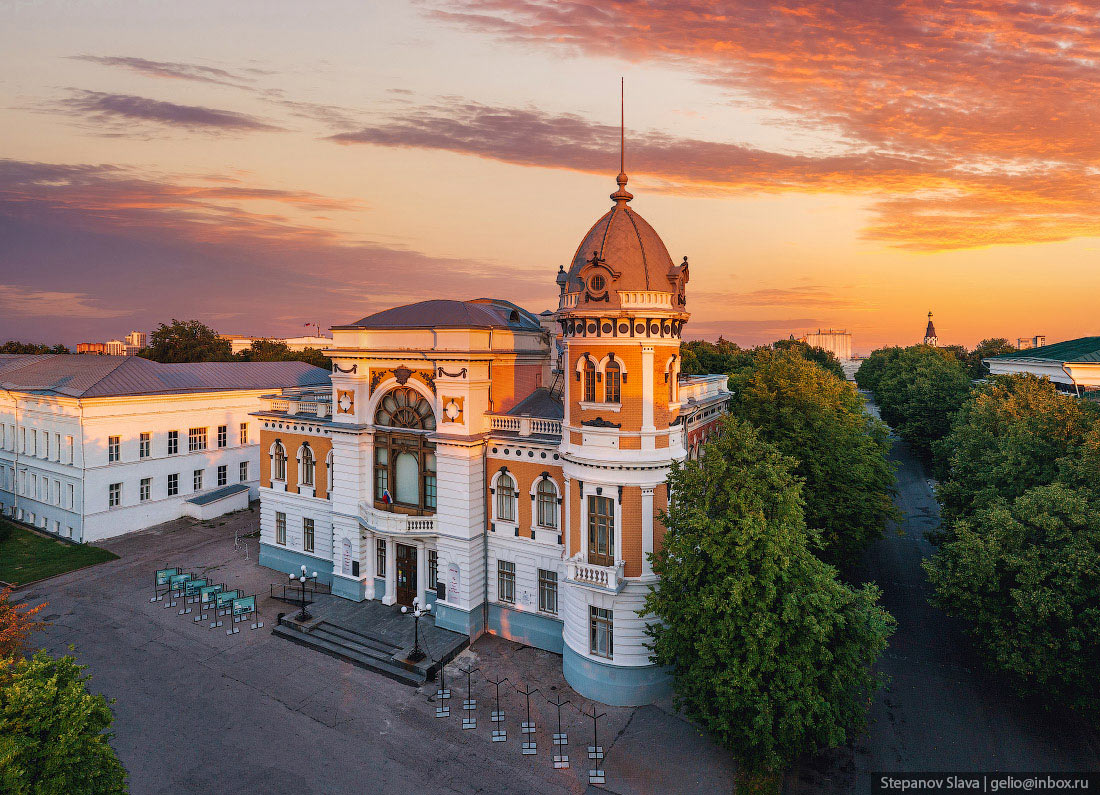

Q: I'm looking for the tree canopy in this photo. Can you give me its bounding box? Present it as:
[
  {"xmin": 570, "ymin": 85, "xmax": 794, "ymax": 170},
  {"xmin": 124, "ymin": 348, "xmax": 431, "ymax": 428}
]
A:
[
  {"xmin": 644, "ymin": 416, "xmax": 895, "ymax": 773},
  {"xmin": 141, "ymin": 319, "xmax": 233, "ymax": 363},
  {"xmin": 728, "ymin": 350, "xmax": 896, "ymax": 565},
  {"xmin": 237, "ymin": 339, "xmax": 328, "ymax": 369},
  {"xmin": 924, "ymin": 484, "xmax": 1100, "ymax": 715},
  {"xmin": 772, "ymin": 338, "xmax": 845, "ymax": 379},
  {"xmin": 0, "ymin": 341, "xmax": 69, "ymax": 354},
  {"xmin": 0, "ymin": 650, "xmax": 127, "ymax": 794}
]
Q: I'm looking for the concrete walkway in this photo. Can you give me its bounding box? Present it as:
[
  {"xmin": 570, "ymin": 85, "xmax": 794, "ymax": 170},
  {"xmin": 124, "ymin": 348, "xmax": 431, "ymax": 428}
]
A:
[{"xmin": 786, "ymin": 402, "xmax": 1100, "ymax": 793}]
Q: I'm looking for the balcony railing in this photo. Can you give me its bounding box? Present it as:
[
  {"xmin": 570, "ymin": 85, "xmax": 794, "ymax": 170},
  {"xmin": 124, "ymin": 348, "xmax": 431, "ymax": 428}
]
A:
[
  {"xmin": 266, "ymin": 397, "xmax": 331, "ymax": 418},
  {"xmin": 359, "ymin": 502, "xmax": 437, "ymax": 535},
  {"xmin": 489, "ymin": 415, "xmax": 563, "ymax": 437},
  {"xmin": 565, "ymin": 556, "xmax": 625, "ymax": 593},
  {"xmin": 617, "ymin": 290, "xmax": 674, "ymax": 310}
]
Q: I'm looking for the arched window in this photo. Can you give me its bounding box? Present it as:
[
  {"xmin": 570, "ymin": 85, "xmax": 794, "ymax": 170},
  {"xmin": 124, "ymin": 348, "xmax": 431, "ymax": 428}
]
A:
[
  {"xmin": 300, "ymin": 445, "xmax": 315, "ymax": 486},
  {"xmin": 496, "ymin": 473, "xmax": 517, "ymax": 522},
  {"xmin": 583, "ymin": 359, "xmax": 597, "ymax": 403},
  {"xmin": 605, "ymin": 360, "xmax": 621, "ymax": 403},
  {"xmin": 536, "ymin": 478, "xmax": 558, "ymax": 529},
  {"xmin": 272, "ymin": 441, "xmax": 287, "ymax": 481},
  {"xmin": 373, "ymin": 387, "xmax": 437, "ymax": 513},
  {"xmin": 375, "ymin": 386, "xmax": 436, "ymax": 431}
]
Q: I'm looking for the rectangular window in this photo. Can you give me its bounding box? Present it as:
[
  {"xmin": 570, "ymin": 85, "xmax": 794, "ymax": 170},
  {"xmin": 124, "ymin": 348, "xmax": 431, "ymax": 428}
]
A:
[
  {"xmin": 140, "ymin": 478, "xmax": 151, "ymax": 502},
  {"xmin": 376, "ymin": 539, "xmax": 386, "ymax": 575},
  {"xmin": 65, "ymin": 483, "xmax": 74, "ymax": 509},
  {"xmin": 108, "ymin": 482, "xmax": 121, "ymax": 508},
  {"xmin": 193, "ymin": 469, "xmax": 203, "ymax": 491},
  {"xmin": 66, "ymin": 435, "xmax": 73, "ymax": 463},
  {"xmin": 139, "ymin": 432, "xmax": 151, "ymax": 459},
  {"xmin": 188, "ymin": 427, "xmax": 207, "ymax": 452},
  {"xmin": 239, "ymin": 461, "xmax": 249, "ymax": 482},
  {"xmin": 605, "ymin": 363, "xmax": 621, "ymax": 403},
  {"xmin": 52, "ymin": 479, "xmax": 60, "ymax": 505},
  {"xmin": 54, "ymin": 432, "xmax": 60, "ymax": 461},
  {"xmin": 374, "ymin": 447, "xmax": 388, "ymax": 501},
  {"xmin": 30, "ymin": 429, "xmax": 36, "ymax": 457},
  {"xmin": 590, "ymin": 606, "xmax": 613, "ymax": 659},
  {"xmin": 239, "ymin": 422, "xmax": 248, "ymax": 445},
  {"xmin": 302, "ymin": 518, "xmax": 315, "ymax": 553},
  {"xmin": 167, "ymin": 474, "xmax": 179, "ymax": 497},
  {"xmin": 168, "ymin": 430, "xmax": 179, "ymax": 455},
  {"xmin": 428, "ymin": 549, "xmax": 438, "ymax": 590},
  {"xmin": 217, "ymin": 465, "xmax": 227, "ymax": 487},
  {"xmin": 108, "ymin": 435, "xmax": 120, "ymax": 462},
  {"xmin": 424, "ymin": 452, "xmax": 437, "ymax": 511},
  {"xmin": 587, "ymin": 495, "xmax": 615, "ymax": 566},
  {"xmin": 217, "ymin": 425, "xmax": 227, "ymax": 448},
  {"xmin": 538, "ymin": 569, "xmax": 558, "ymax": 615},
  {"xmin": 43, "ymin": 432, "xmax": 49, "ymax": 460},
  {"xmin": 275, "ymin": 512, "xmax": 287, "ymax": 545},
  {"xmin": 497, "ymin": 560, "xmax": 516, "ymax": 604}
]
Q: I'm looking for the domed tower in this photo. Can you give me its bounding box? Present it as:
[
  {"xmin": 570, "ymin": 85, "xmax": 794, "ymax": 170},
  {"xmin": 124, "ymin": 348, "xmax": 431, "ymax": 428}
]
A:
[{"xmin": 556, "ymin": 163, "xmax": 689, "ymax": 706}]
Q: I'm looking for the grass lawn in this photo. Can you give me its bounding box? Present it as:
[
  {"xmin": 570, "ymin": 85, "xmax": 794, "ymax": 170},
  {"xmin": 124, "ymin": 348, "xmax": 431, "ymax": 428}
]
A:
[{"xmin": 0, "ymin": 519, "xmax": 117, "ymax": 586}]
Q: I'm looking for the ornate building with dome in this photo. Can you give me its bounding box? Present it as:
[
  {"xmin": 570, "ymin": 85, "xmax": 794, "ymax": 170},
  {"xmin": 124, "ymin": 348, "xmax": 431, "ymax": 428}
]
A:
[{"xmin": 253, "ymin": 167, "xmax": 730, "ymax": 705}]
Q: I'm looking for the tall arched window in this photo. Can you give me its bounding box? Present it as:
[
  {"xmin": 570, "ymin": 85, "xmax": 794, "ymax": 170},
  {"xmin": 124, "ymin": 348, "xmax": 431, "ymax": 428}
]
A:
[
  {"xmin": 536, "ymin": 478, "xmax": 558, "ymax": 529},
  {"xmin": 583, "ymin": 359, "xmax": 597, "ymax": 403},
  {"xmin": 496, "ymin": 473, "xmax": 517, "ymax": 522},
  {"xmin": 374, "ymin": 387, "xmax": 437, "ymax": 512},
  {"xmin": 605, "ymin": 360, "xmax": 621, "ymax": 403},
  {"xmin": 272, "ymin": 441, "xmax": 287, "ymax": 481},
  {"xmin": 300, "ymin": 445, "xmax": 315, "ymax": 486}
]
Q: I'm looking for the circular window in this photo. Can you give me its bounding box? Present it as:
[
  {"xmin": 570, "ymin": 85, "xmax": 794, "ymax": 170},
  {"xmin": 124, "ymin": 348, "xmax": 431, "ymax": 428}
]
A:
[
  {"xmin": 601, "ymin": 323, "xmax": 612, "ymax": 334},
  {"xmin": 634, "ymin": 323, "xmax": 645, "ymax": 334},
  {"xmin": 618, "ymin": 323, "xmax": 629, "ymax": 334},
  {"xmin": 587, "ymin": 322, "xmax": 597, "ymax": 334},
  {"xmin": 589, "ymin": 274, "xmax": 606, "ymax": 292}
]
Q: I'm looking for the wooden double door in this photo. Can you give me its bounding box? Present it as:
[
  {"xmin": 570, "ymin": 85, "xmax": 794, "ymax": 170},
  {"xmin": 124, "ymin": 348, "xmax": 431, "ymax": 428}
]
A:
[{"xmin": 396, "ymin": 543, "xmax": 417, "ymax": 607}]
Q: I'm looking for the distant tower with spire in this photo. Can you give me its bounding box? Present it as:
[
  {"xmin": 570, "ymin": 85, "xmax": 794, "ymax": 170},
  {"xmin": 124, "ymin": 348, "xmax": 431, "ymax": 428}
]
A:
[{"xmin": 923, "ymin": 311, "xmax": 938, "ymax": 347}]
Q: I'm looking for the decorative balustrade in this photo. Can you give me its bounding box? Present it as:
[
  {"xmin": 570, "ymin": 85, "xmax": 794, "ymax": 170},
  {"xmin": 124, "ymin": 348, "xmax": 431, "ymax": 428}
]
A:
[
  {"xmin": 565, "ymin": 557, "xmax": 625, "ymax": 593},
  {"xmin": 490, "ymin": 416, "xmax": 521, "ymax": 432},
  {"xmin": 269, "ymin": 399, "xmax": 290, "ymax": 412},
  {"xmin": 617, "ymin": 290, "xmax": 674, "ymax": 310},
  {"xmin": 359, "ymin": 502, "xmax": 437, "ymax": 535},
  {"xmin": 488, "ymin": 414, "xmax": 562, "ymax": 437}
]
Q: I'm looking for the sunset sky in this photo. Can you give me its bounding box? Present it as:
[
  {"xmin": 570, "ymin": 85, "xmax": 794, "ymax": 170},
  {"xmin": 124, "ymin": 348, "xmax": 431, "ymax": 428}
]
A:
[{"xmin": 2, "ymin": 1, "xmax": 1098, "ymax": 353}]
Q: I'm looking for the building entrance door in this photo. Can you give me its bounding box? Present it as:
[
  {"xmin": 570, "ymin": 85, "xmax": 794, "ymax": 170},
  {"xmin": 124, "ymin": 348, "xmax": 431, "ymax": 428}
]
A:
[{"xmin": 396, "ymin": 544, "xmax": 417, "ymax": 607}]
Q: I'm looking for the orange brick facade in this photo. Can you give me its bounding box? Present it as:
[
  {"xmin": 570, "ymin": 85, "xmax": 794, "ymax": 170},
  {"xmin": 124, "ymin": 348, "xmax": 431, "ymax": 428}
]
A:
[{"xmin": 259, "ymin": 428, "xmax": 333, "ymax": 499}]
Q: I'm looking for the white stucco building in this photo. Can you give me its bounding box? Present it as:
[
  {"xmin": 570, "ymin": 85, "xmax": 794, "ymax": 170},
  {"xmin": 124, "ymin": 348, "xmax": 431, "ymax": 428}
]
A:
[
  {"xmin": 0, "ymin": 354, "xmax": 328, "ymax": 542},
  {"xmin": 984, "ymin": 337, "xmax": 1100, "ymax": 395}
]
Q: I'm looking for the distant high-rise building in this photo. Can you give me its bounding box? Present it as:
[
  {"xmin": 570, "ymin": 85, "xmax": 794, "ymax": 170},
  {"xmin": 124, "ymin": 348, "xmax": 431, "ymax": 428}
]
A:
[
  {"xmin": 1016, "ymin": 335, "xmax": 1046, "ymax": 350},
  {"xmin": 76, "ymin": 342, "xmax": 107, "ymax": 355},
  {"xmin": 125, "ymin": 330, "xmax": 147, "ymax": 348},
  {"xmin": 105, "ymin": 339, "xmax": 140, "ymax": 356},
  {"xmin": 923, "ymin": 311, "xmax": 938, "ymax": 347},
  {"xmin": 799, "ymin": 328, "xmax": 852, "ymax": 361}
]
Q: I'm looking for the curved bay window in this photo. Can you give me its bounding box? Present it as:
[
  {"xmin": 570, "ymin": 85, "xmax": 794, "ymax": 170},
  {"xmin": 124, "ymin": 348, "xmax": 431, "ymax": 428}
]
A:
[
  {"xmin": 374, "ymin": 387, "xmax": 437, "ymax": 513},
  {"xmin": 605, "ymin": 360, "xmax": 621, "ymax": 403}
]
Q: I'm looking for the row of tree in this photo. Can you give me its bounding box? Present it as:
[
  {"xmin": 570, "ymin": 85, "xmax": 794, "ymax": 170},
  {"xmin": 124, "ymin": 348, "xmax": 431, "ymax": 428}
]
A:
[
  {"xmin": 647, "ymin": 340, "xmax": 898, "ymax": 779},
  {"xmin": 0, "ymin": 341, "xmax": 70, "ymax": 354},
  {"xmin": 141, "ymin": 320, "xmax": 328, "ymax": 368},
  {"xmin": 924, "ymin": 374, "xmax": 1100, "ymax": 716}
]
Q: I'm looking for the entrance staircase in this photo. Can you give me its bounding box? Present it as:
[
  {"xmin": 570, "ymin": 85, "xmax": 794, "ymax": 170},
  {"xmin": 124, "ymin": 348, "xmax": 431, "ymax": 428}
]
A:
[{"xmin": 274, "ymin": 617, "xmax": 428, "ymax": 685}]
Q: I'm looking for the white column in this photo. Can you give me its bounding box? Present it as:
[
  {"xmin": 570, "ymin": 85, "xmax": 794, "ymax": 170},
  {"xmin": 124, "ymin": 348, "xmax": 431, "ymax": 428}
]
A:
[
  {"xmin": 383, "ymin": 537, "xmax": 397, "ymax": 605},
  {"xmin": 416, "ymin": 540, "xmax": 427, "ymax": 605},
  {"xmin": 563, "ymin": 475, "xmax": 572, "ymax": 557},
  {"xmin": 364, "ymin": 531, "xmax": 377, "ymax": 599},
  {"xmin": 641, "ymin": 487, "xmax": 655, "ymax": 576},
  {"xmin": 641, "ymin": 345, "xmax": 655, "ymax": 445}
]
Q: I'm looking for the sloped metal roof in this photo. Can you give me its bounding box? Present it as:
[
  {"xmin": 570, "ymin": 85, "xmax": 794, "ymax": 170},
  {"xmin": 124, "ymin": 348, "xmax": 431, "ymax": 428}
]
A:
[
  {"xmin": 338, "ymin": 298, "xmax": 542, "ymax": 332},
  {"xmin": 0, "ymin": 355, "xmax": 329, "ymax": 398},
  {"xmin": 986, "ymin": 336, "xmax": 1100, "ymax": 364}
]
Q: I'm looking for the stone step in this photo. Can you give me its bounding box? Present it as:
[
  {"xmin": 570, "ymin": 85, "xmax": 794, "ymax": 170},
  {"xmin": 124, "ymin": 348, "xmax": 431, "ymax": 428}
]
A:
[
  {"xmin": 272, "ymin": 624, "xmax": 424, "ymax": 687},
  {"xmin": 312, "ymin": 621, "xmax": 402, "ymax": 656}
]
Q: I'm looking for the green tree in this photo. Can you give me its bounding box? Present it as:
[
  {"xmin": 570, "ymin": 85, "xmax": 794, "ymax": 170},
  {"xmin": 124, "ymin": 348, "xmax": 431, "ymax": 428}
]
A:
[
  {"xmin": 934, "ymin": 374, "xmax": 1098, "ymax": 528},
  {"xmin": 729, "ymin": 350, "xmax": 896, "ymax": 565},
  {"xmin": 679, "ymin": 338, "xmax": 752, "ymax": 377},
  {"xmin": 0, "ymin": 341, "xmax": 70, "ymax": 354},
  {"xmin": 141, "ymin": 319, "xmax": 232, "ymax": 363},
  {"xmin": 875, "ymin": 346, "xmax": 972, "ymax": 464},
  {"xmin": 772, "ymin": 338, "xmax": 845, "ymax": 379},
  {"xmin": 963, "ymin": 338, "xmax": 1016, "ymax": 379},
  {"xmin": 644, "ymin": 416, "xmax": 895, "ymax": 773},
  {"xmin": 854, "ymin": 346, "xmax": 902, "ymax": 394},
  {"xmin": 236, "ymin": 339, "xmax": 328, "ymax": 369},
  {"xmin": 924, "ymin": 484, "xmax": 1100, "ymax": 715},
  {"xmin": 0, "ymin": 649, "xmax": 127, "ymax": 794}
]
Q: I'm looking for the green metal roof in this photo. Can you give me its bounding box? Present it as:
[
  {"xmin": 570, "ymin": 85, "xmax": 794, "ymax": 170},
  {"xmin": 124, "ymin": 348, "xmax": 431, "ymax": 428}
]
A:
[{"xmin": 987, "ymin": 336, "xmax": 1100, "ymax": 363}]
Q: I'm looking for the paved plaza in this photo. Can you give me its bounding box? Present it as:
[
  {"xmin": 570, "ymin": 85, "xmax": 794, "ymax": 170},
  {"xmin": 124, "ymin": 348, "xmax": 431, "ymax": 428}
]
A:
[{"xmin": 22, "ymin": 507, "xmax": 736, "ymax": 795}]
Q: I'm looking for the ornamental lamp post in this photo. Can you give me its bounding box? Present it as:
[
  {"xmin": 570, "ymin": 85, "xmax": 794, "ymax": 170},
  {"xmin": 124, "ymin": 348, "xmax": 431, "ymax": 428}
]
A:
[
  {"xmin": 290, "ymin": 565, "xmax": 317, "ymax": 622},
  {"xmin": 401, "ymin": 598, "xmax": 432, "ymax": 662}
]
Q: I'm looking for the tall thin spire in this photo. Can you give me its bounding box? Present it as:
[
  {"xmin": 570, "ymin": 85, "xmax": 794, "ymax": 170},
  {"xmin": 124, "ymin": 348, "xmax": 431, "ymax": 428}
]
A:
[{"xmin": 611, "ymin": 76, "xmax": 633, "ymax": 205}]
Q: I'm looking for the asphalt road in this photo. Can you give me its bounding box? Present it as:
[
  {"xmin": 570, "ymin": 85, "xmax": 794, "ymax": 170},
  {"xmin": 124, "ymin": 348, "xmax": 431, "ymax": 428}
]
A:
[{"xmin": 787, "ymin": 404, "xmax": 1100, "ymax": 793}]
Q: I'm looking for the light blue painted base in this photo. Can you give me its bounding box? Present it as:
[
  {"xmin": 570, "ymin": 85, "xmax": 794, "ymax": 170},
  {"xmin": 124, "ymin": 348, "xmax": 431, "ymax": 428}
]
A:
[
  {"xmin": 373, "ymin": 577, "xmax": 385, "ymax": 600},
  {"xmin": 487, "ymin": 603, "xmax": 563, "ymax": 654},
  {"xmin": 332, "ymin": 575, "xmax": 367, "ymax": 601},
  {"xmin": 259, "ymin": 543, "xmax": 334, "ymax": 585},
  {"xmin": 563, "ymin": 643, "xmax": 672, "ymax": 707},
  {"xmin": 434, "ymin": 601, "xmax": 485, "ymax": 638},
  {"xmin": 423, "ymin": 590, "xmax": 438, "ymax": 608}
]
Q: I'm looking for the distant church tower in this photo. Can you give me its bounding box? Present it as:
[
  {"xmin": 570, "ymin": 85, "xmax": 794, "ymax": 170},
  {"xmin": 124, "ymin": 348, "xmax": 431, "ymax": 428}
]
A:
[{"xmin": 923, "ymin": 311, "xmax": 938, "ymax": 347}]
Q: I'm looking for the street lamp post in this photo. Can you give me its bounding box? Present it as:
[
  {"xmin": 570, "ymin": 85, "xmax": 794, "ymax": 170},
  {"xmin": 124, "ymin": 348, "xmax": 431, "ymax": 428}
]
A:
[
  {"xmin": 289, "ymin": 564, "xmax": 317, "ymax": 622},
  {"xmin": 401, "ymin": 598, "xmax": 432, "ymax": 662}
]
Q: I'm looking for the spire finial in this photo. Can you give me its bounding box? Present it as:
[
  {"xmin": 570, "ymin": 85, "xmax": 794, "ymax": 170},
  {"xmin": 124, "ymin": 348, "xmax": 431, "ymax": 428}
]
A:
[{"xmin": 611, "ymin": 76, "xmax": 633, "ymax": 205}]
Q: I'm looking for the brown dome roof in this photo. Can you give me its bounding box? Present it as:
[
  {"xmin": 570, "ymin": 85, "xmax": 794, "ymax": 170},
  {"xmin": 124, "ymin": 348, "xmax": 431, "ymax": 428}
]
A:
[{"xmin": 563, "ymin": 174, "xmax": 685, "ymax": 310}]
